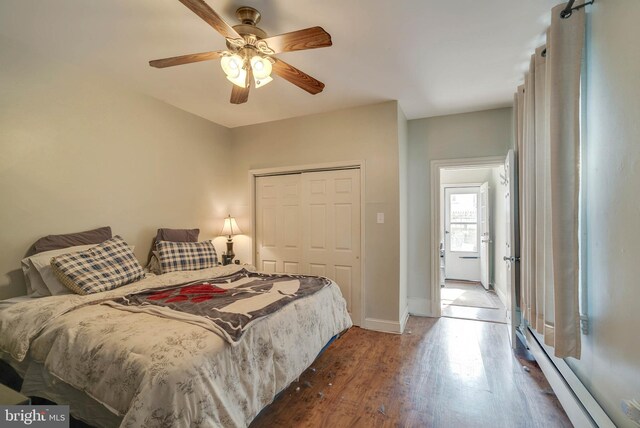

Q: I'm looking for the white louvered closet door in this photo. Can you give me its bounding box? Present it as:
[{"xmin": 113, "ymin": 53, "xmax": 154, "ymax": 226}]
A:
[{"xmin": 255, "ymin": 169, "xmax": 361, "ymax": 324}]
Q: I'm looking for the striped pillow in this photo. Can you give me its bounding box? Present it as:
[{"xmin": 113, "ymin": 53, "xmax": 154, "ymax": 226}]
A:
[
  {"xmin": 156, "ymin": 240, "xmax": 218, "ymax": 274},
  {"xmin": 51, "ymin": 236, "xmax": 145, "ymax": 295}
]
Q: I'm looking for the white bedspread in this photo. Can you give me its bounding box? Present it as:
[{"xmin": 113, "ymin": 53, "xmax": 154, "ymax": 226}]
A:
[{"xmin": 0, "ymin": 266, "xmax": 352, "ymax": 427}]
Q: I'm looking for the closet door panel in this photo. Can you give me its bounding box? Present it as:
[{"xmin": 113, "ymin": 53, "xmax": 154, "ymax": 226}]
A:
[
  {"xmin": 302, "ymin": 169, "xmax": 361, "ymax": 323},
  {"xmin": 256, "ymin": 174, "xmax": 302, "ymax": 273}
]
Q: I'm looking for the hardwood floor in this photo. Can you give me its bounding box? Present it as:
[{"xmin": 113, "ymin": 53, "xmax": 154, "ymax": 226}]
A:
[{"xmin": 251, "ymin": 316, "xmax": 572, "ymax": 428}]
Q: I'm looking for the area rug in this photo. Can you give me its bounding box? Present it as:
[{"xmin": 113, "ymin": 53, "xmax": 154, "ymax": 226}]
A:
[{"xmin": 441, "ymin": 283, "xmax": 499, "ymax": 309}]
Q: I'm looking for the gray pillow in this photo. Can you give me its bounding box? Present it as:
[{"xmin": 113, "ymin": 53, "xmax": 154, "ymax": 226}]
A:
[
  {"xmin": 156, "ymin": 228, "xmax": 199, "ymax": 242},
  {"xmin": 29, "ymin": 226, "xmax": 112, "ymax": 256}
]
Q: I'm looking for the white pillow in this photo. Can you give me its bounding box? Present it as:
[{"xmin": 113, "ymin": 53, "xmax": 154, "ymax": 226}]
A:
[
  {"xmin": 22, "ymin": 244, "xmax": 136, "ymax": 296},
  {"xmin": 21, "ymin": 259, "xmax": 47, "ymax": 297},
  {"xmin": 22, "ymin": 245, "xmax": 97, "ymax": 296}
]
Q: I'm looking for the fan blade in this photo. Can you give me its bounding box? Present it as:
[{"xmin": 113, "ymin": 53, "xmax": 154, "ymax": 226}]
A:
[
  {"xmin": 178, "ymin": 0, "xmax": 241, "ymax": 40},
  {"xmin": 272, "ymin": 58, "xmax": 325, "ymax": 95},
  {"xmin": 230, "ymin": 84, "xmax": 249, "ymax": 104},
  {"xmin": 261, "ymin": 26, "xmax": 332, "ymax": 54},
  {"xmin": 149, "ymin": 51, "xmax": 225, "ymax": 68},
  {"xmin": 230, "ymin": 67, "xmax": 252, "ymax": 104}
]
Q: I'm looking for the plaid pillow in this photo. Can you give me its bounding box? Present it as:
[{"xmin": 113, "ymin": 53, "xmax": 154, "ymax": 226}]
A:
[
  {"xmin": 51, "ymin": 236, "xmax": 145, "ymax": 295},
  {"xmin": 156, "ymin": 240, "xmax": 218, "ymax": 274}
]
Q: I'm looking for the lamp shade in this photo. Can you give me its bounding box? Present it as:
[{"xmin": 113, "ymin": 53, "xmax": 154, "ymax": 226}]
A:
[
  {"xmin": 250, "ymin": 56, "xmax": 273, "ymax": 88},
  {"xmin": 221, "ymin": 54, "xmax": 243, "ymax": 77},
  {"xmin": 250, "ymin": 56, "xmax": 272, "ymax": 79},
  {"xmin": 221, "ymin": 54, "xmax": 247, "ymax": 88},
  {"xmin": 220, "ymin": 215, "xmax": 242, "ymax": 237},
  {"xmin": 254, "ymin": 75, "xmax": 273, "ymax": 89},
  {"xmin": 226, "ymin": 68, "xmax": 247, "ymax": 88}
]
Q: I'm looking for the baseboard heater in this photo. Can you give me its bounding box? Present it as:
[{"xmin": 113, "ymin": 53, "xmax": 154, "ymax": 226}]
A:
[{"xmin": 525, "ymin": 327, "xmax": 616, "ymax": 428}]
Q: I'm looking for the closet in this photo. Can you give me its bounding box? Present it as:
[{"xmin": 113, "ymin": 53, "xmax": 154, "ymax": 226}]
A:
[{"xmin": 255, "ymin": 168, "xmax": 361, "ymax": 323}]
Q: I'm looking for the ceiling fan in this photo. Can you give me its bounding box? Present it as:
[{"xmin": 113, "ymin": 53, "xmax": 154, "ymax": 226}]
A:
[{"xmin": 149, "ymin": 0, "xmax": 332, "ymax": 104}]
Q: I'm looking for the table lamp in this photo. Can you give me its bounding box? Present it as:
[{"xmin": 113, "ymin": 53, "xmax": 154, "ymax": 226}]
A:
[{"xmin": 220, "ymin": 215, "xmax": 242, "ymax": 265}]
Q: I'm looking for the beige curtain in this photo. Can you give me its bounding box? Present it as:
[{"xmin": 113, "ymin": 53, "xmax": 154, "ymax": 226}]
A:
[
  {"xmin": 534, "ymin": 45, "xmax": 547, "ymax": 336},
  {"xmin": 515, "ymin": 85, "xmax": 524, "ymax": 314},
  {"xmin": 514, "ymin": 2, "xmax": 584, "ymax": 359},
  {"xmin": 523, "ymin": 55, "xmax": 537, "ymax": 329},
  {"xmin": 539, "ymin": 39, "xmax": 558, "ymax": 348}
]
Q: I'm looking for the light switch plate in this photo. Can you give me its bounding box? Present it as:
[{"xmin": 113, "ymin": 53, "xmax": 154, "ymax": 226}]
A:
[{"xmin": 377, "ymin": 213, "xmax": 384, "ymax": 224}]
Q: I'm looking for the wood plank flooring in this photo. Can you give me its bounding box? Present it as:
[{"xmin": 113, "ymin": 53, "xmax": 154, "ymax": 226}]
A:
[{"xmin": 251, "ymin": 316, "xmax": 572, "ymax": 428}]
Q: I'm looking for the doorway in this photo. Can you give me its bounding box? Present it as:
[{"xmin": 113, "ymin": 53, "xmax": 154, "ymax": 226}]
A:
[{"xmin": 436, "ymin": 160, "xmax": 509, "ymax": 324}]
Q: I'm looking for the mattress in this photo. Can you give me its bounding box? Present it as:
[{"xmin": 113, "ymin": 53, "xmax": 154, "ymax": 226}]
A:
[{"xmin": 0, "ymin": 265, "xmax": 352, "ymax": 427}]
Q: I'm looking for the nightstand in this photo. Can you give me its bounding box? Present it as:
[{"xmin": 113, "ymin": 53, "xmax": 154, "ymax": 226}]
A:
[{"xmin": 0, "ymin": 383, "xmax": 30, "ymax": 405}]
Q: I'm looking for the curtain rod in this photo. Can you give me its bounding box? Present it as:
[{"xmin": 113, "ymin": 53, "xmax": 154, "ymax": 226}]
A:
[
  {"xmin": 540, "ymin": 0, "xmax": 594, "ymax": 57},
  {"xmin": 560, "ymin": 0, "xmax": 594, "ymax": 19}
]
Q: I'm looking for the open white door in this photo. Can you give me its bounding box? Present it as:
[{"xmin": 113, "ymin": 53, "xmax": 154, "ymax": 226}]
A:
[
  {"xmin": 504, "ymin": 150, "xmax": 520, "ymax": 348},
  {"xmin": 479, "ymin": 182, "xmax": 490, "ymax": 290}
]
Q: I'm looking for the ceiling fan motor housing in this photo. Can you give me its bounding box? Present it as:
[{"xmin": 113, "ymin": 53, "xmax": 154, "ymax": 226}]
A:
[
  {"xmin": 228, "ymin": 6, "xmax": 267, "ymax": 48},
  {"xmin": 235, "ymin": 6, "xmax": 260, "ymax": 26}
]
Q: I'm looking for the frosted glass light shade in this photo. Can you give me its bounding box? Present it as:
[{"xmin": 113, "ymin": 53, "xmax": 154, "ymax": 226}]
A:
[
  {"xmin": 220, "ymin": 216, "xmax": 242, "ymax": 237},
  {"xmin": 221, "ymin": 54, "xmax": 247, "ymax": 88},
  {"xmin": 221, "ymin": 54, "xmax": 243, "ymax": 77},
  {"xmin": 254, "ymin": 75, "xmax": 273, "ymax": 88},
  {"xmin": 250, "ymin": 55, "xmax": 273, "ymax": 88},
  {"xmin": 250, "ymin": 56, "xmax": 272, "ymax": 79},
  {"xmin": 226, "ymin": 69, "xmax": 247, "ymax": 88}
]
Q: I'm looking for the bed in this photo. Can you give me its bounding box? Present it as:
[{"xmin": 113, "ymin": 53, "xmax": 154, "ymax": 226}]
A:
[{"xmin": 0, "ymin": 264, "xmax": 352, "ymax": 427}]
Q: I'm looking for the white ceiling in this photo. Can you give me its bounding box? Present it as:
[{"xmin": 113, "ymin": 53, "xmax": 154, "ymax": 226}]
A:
[{"xmin": 0, "ymin": 0, "xmax": 556, "ymax": 128}]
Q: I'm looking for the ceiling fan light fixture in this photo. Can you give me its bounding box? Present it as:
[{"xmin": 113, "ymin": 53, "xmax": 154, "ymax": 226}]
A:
[
  {"xmin": 254, "ymin": 75, "xmax": 273, "ymax": 89},
  {"xmin": 221, "ymin": 54, "xmax": 246, "ymax": 84},
  {"xmin": 250, "ymin": 55, "xmax": 272, "ymax": 80},
  {"xmin": 149, "ymin": 3, "xmax": 331, "ymax": 103},
  {"xmin": 226, "ymin": 67, "xmax": 248, "ymax": 88}
]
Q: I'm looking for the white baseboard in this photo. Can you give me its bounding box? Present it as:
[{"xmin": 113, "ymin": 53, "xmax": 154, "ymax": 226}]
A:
[
  {"xmin": 408, "ymin": 297, "xmax": 432, "ymax": 317},
  {"xmin": 363, "ymin": 317, "xmax": 403, "ymax": 334},
  {"xmin": 364, "ymin": 306, "xmax": 410, "ymax": 334},
  {"xmin": 400, "ymin": 306, "xmax": 409, "ymax": 333},
  {"xmin": 525, "ymin": 328, "xmax": 615, "ymax": 428}
]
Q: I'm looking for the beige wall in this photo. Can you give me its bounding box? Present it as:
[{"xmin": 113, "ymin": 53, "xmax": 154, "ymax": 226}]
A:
[
  {"xmin": 440, "ymin": 168, "xmax": 494, "ymax": 185},
  {"xmin": 565, "ymin": 1, "xmax": 640, "ymax": 426},
  {"xmin": 407, "ymin": 108, "xmax": 512, "ymax": 310},
  {"xmin": 0, "ymin": 36, "xmax": 232, "ymax": 299},
  {"xmin": 228, "ymin": 101, "xmax": 402, "ymax": 324}
]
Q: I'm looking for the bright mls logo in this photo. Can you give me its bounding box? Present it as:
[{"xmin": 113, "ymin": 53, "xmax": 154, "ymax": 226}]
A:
[{"xmin": 1, "ymin": 406, "xmax": 69, "ymax": 427}]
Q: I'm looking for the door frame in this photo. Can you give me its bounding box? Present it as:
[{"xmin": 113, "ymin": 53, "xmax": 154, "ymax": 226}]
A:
[
  {"xmin": 249, "ymin": 160, "xmax": 366, "ymax": 326},
  {"xmin": 430, "ymin": 156, "xmax": 504, "ymax": 317}
]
